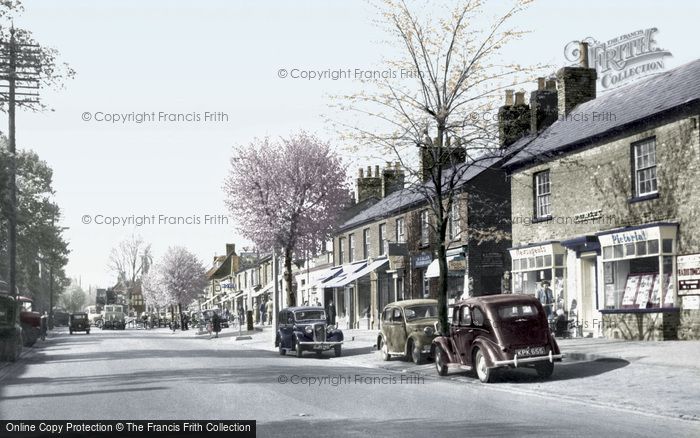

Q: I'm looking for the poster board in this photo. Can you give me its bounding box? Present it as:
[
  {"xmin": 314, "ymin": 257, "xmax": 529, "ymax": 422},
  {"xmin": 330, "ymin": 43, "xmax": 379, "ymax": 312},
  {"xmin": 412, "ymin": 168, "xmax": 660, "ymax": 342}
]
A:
[
  {"xmin": 621, "ymin": 274, "xmax": 641, "ymax": 308},
  {"xmin": 677, "ymin": 253, "xmax": 700, "ymax": 294},
  {"xmin": 635, "ymin": 274, "xmax": 655, "ymax": 308}
]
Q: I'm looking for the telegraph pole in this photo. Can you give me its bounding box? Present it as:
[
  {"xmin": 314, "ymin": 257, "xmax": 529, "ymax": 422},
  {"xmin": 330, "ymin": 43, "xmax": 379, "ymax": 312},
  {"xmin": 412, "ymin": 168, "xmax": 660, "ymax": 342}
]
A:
[{"xmin": 0, "ymin": 27, "xmax": 41, "ymax": 297}]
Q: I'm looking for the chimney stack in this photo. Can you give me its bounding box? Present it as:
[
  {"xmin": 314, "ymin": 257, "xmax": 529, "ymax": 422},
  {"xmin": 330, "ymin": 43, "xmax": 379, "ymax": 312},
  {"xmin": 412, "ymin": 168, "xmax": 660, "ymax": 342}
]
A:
[
  {"xmin": 498, "ymin": 89, "xmax": 531, "ymax": 148},
  {"xmin": 225, "ymin": 243, "xmax": 236, "ymax": 256},
  {"xmin": 530, "ymin": 77, "xmax": 559, "ymax": 133},
  {"xmin": 382, "ymin": 161, "xmax": 405, "ymax": 197},
  {"xmin": 356, "ymin": 165, "xmax": 382, "ymax": 203},
  {"xmin": 556, "ymin": 40, "xmax": 597, "ymax": 117}
]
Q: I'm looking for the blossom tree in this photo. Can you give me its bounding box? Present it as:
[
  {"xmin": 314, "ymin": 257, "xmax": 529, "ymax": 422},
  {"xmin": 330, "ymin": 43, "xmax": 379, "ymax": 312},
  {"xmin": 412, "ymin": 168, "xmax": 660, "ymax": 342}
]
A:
[
  {"xmin": 142, "ymin": 247, "xmax": 208, "ymax": 318},
  {"xmin": 224, "ymin": 132, "xmax": 349, "ymax": 307}
]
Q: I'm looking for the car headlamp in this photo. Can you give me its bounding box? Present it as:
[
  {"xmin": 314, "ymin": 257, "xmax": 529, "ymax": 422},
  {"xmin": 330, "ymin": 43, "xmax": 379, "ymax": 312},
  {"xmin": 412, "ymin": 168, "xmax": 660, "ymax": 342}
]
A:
[
  {"xmin": 423, "ymin": 326, "xmax": 435, "ymax": 336},
  {"xmin": 305, "ymin": 325, "xmax": 313, "ymax": 334}
]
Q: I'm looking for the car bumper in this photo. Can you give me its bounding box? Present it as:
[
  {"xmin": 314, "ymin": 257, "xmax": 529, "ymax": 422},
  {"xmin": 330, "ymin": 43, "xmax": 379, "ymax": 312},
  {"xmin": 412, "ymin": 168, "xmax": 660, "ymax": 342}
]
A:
[
  {"xmin": 298, "ymin": 341, "xmax": 343, "ymax": 350},
  {"xmin": 493, "ymin": 350, "xmax": 565, "ymax": 367}
]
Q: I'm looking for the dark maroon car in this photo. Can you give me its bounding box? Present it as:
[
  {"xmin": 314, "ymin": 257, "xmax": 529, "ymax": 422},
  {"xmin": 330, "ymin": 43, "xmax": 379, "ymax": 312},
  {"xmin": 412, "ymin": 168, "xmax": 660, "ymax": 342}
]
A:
[{"xmin": 432, "ymin": 294, "xmax": 563, "ymax": 383}]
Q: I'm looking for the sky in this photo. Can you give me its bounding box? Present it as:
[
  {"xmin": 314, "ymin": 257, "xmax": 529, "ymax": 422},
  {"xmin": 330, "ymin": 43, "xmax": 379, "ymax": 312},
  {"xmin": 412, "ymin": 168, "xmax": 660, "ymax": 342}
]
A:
[{"xmin": 2, "ymin": 0, "xmax": 698, "ymax": 290}]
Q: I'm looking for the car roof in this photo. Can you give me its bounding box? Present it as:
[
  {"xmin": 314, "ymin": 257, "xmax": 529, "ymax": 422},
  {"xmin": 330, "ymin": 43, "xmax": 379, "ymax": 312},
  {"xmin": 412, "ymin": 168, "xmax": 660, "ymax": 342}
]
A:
[
  {"xmin": 284, "ymin": 306, "xmax": 326, "ymax": 312},
  {"xmin": 453, "ymin": 294, "xmax": 540, "ymax": 307},
  {"xmin": 383, "ymin": 299, "xmax": 438, "ymax": 309}
]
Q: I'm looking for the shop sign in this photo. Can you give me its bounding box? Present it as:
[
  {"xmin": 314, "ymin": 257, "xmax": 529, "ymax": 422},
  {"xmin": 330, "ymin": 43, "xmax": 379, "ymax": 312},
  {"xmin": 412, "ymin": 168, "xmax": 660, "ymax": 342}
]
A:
[
  {"xmin": 413, "ymin": 252, "xmax": 433, "ymax": 268},
  {"xmin": 511, "ymin": 245, "xmax": 552, "ymax": 259},
  {"xmin": 220, "ymin": 280, "xmax": 235, "ymax": 289},
  {"xmin": 481, "ymin": 252, "xmax": 503, "ymax": 268},
  {"xmin": 448, "ymin": 259, "xmax": 467, "ymax": 270},
  {"xmin": 610, "ymin": 230, "xmax": 647, "ymax": 245},
  {"xmin": 574, "ymin": 209, "xmax": 603, "ymax": 223},
  {"xmin": 678, "ymin": 253, "xmax": 700, "ymax": 293}
]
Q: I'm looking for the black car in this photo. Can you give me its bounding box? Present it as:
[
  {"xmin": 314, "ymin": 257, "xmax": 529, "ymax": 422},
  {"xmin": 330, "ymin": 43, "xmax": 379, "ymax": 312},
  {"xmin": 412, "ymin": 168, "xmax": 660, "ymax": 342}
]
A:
[
  {"xmin": 69, "ymin": 313, "xmax": 91, "ymax": 335},
  {"xmin": 0, "ymin": 294, "xmax": 22, "ymax": 362},
  {"xmin": 275, "ymin": 307, "xmax": 343, "ymax": 357}
]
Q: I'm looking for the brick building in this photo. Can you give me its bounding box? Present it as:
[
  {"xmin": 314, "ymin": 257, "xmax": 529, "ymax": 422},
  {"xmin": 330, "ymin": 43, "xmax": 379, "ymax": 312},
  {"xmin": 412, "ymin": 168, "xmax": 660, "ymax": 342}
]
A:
[
  {"xmin": 327, "ymin": 157, "xmax": 512, "ymax": 330},
  {"xmin": 503, "ymin": 47, "xmax": 700, "ymax": 340}
]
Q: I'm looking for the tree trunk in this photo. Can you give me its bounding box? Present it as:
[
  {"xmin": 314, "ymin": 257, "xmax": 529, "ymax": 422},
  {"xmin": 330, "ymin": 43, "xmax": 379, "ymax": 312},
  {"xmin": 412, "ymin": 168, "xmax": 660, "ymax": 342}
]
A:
[
  {"xmin": 435, "ymin": 122, "xmax": 450, "ymax": 335},
  {"xmin": 284, "ymin": 245, "xmax": 295, "ymax": 307}
]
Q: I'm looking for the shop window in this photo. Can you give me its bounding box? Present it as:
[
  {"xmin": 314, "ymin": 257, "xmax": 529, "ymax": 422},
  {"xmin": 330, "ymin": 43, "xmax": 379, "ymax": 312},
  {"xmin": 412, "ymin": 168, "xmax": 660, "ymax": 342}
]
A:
[
  {"xmin": 534, "ymin": 170, "xmax": 551, "ymax": 218},
  {"xmin": 528, "ymin": 257, "xmax": 535, "ymax": 269},
  {"xmin": 648, "ymin": 240, "xmax": 659, "ymax": 254},
  {"xmin": 613, "ymin": 245, "xmax": 623, "ymax": 258},
  {"xmin": 662, "ymin": 239, "xmax": 673, "ymax": 253},
  {"xmin": 636, "ymin": 241, "xmax": 647, "ymax": 256},
  {"xmin": 544, "ymin": 255, "xmax": 552, "ymax": 266},
  {"xmin": 603, "ymin": 246, "xmax": 612, "ymax": 260},
  {"xmin": 633, "ymin": 138, "xmax": 658, "ymax": 197},
  {"xmin": 625, "ymin": 243, "xmax": 635, "ymax": 257}
]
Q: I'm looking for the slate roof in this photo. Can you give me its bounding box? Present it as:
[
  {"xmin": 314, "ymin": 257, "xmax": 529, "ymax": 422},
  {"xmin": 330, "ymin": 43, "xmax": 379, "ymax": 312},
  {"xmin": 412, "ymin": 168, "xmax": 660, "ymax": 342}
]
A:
[
  {"xmin": 504, "ymin": 59, "xmax": 700, "ymax": 169},
  {"xmin": 337, "ymin": 153, "xmax": 505, "ymax": 232}
]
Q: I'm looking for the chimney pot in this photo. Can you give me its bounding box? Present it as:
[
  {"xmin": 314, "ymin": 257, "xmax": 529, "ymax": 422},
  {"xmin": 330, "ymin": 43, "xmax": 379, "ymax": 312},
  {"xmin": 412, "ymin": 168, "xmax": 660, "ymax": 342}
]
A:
[
  {"xmin": 514, "ymin": 91, "xmax": 526, "ymax": 106},
  {"xmin": 537, "ymin": 77, "xmax": 545, "ymax": 91},
  {"xmin": 359, "ymin": 168, "xmax": 364, "ymax": 178},
  {"xmin": 395, "ymin": 161, "xmax": 400, "ymax": 170},
  {"xmin": 505, "ymin": 89, "xmax": 514, "ymax": 106},
  {"xmin": 375, "ymin": 165, "xmax": 380, "ymax": 177},
  {"xmin": 579, "ymin": 41, "xmax": 590, "ymax": 68},
  {"xmin": 546, "ymin": 79, "xmax": 556, "ymax": 90},
  {"xmin": 366, "ymin": 166, "xmax": 372, "ymax": 177},
  {"xmin": 385, "ymin": 161, "xmax": 392, "ymax": 169}
]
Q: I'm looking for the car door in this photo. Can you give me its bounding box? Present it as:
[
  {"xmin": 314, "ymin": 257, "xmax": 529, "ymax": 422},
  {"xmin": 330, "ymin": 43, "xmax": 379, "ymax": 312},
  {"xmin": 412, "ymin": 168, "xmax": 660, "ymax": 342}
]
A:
[
  {"xmin": 278, "ymin": 310, "xmax": 292, "ymax": 348},
  {"xmin": 382, "ymin": 307, "xmax": 398, "ymax": 353},
  {"xmin": 452, "ymin": 305, "xmax": 476, "ymax": 365}
]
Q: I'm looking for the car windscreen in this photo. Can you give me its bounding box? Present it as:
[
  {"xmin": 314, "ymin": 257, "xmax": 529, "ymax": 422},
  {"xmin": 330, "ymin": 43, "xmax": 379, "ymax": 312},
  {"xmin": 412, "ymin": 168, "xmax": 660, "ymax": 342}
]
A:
[
  {"xmin": 73, "ymin": 314, "xmax": 86, "ymax": 320},
  {"xmin": 497, "ymin": 304, "xmax": 540, "ymax": 320},
  {"xmin": 294, "ymin": 310, "xmax": 326, "ymax": 321},
  {"xmin": 404, "ymin": 305, "xmax": 438, "ymax": 321}
]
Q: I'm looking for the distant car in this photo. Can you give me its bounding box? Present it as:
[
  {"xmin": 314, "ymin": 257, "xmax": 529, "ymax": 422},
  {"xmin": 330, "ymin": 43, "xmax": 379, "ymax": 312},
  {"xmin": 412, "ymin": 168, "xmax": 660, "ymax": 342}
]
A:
[
  {"xmin": 52, "ymin": 307, "xmax": 70, "ymax": 326},
  {"xmin": 0, "ymin": 294, "xmax": 22, "ymax": 362},
  {"xmin": 85, "ymin": 306, "xmax": 103, "ymax": 328},
  {"xmin": 69, "ymin": 313, "xmax": 90, "ymax": 335},
  {"xmin": 275, "ymin": 307, "xmax": 343, "ymax": 357},
  {"xmin": 432, "ymin": 294, "xmax": 564, "ymax": 383},
  {"xmin": 377, "ymin": 299, "xmax": 439, "ymax": 364},
  {"xmin": 102, "ymin": 305, "xmax": 126, "ymax": 330}
]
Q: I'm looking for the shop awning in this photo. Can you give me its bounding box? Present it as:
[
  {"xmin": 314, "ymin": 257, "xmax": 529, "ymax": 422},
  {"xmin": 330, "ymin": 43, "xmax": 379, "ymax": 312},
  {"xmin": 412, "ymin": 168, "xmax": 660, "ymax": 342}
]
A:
[
  {"xmin": 305, "ymin": 266, "xmax": 343, "ymax": 290},
  {"xmin": 425, "ymin": 255, "xmax": 465, "ymax": 278},
  {"xmin": 323, "ymin": 259, "xmax": 389, "ymax": 288},
  {"xmin": 252, "ymin": 282, "xmax": 273, "ymax": 298}
]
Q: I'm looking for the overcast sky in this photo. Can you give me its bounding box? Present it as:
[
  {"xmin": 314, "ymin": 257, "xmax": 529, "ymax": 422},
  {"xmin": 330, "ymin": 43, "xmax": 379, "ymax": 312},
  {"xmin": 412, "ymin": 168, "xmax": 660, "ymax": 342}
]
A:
[{"xmin": 4, "ymin": 0, "xmax": 698, "ymax": 290}]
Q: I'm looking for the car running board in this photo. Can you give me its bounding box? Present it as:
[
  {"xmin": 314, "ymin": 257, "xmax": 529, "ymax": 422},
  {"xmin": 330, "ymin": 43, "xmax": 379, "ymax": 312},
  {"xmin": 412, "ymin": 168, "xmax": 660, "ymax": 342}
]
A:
[{"xmin": 445, "ymin": 362, "xmax": 473, "ymax": 372}]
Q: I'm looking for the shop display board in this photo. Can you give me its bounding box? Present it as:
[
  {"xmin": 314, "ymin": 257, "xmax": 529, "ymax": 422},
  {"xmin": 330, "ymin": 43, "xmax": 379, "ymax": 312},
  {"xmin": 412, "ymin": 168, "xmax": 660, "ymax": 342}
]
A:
[
  {"xmin": 621, "ymin": 275, "xmax": 641, "ymax": 308},
  {"xmin": 650, "ymin": 273, "xmax": 672, "ymax": 307},
  {"xmin": 635, "ymin": 274, "xmax": 655, "ymax": 308}
]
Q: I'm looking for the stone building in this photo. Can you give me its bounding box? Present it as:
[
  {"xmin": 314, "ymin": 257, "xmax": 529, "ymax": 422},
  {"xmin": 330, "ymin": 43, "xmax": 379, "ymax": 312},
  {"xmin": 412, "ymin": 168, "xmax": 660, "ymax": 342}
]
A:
[{"xmin": 503, "ymin": 48, "xmax": 700, "ymax": 340}]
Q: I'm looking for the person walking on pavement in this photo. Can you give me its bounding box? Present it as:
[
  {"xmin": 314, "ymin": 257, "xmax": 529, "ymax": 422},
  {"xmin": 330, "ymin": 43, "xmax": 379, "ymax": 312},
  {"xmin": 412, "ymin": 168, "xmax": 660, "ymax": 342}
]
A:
[
  {"xmin": 211, "ymin": 311, "xmax": 221, "ymax": 338},
  {"xmin": 265, "ymin": 298, "xmax": 273, "ymax": 326},
  {"xmin": 259, "ymin": 301, "xmax": 266, "ymax": 325},
  {"xmin": 327, "ymin": 300, "xmax": 336, "ymax": 325},
  {"xmin": 537, "ymin": 280, "xmax": 554, "ymax": 320}
]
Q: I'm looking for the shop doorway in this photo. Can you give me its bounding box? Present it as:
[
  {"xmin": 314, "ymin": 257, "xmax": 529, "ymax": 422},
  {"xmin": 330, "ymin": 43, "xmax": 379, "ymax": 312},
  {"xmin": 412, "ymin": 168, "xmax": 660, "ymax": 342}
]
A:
[{"xmin": 581, "ymin": 255, "xmax": 597, "ymax": 335}]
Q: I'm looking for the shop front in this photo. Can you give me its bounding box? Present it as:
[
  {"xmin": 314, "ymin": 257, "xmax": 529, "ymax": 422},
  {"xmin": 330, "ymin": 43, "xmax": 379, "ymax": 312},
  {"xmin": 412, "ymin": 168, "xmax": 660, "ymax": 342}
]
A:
[
  {"xmin": 425, "ymin": 249, "xmax": 466, "ymax": 304},
  {"xmin": 509, "ymin": 242, "xmax": 569, "ymax": 312},
  {"xmin": 598, "ymin": 223, "xmax": 680, "ymax": 340}
]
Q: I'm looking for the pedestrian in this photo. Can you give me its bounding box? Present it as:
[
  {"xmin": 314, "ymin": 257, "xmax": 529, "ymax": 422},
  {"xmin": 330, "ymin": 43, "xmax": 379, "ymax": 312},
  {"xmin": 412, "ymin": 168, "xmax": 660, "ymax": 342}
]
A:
[
  {"xmin": 501, "ymin": 271, "xmax": 512, "ymax": 294},
  {"xmin": 327, "ymin": 300, "xmax": 336, "ymax": 325},
  {"xmin": 314, "ymin": 298, "xmax": 321, "ymax": 307},
  {"xmin": 211, "ymin": 311, "xmax": 221, "ymax": 338},
  {"xmin": 265, "ymin": 298, "xmax": 273, "ymax": 326},
  {"xmin": 537, "ymin": 280, "xmax": 554, "ymax": 320},
  {"xmin": 141, "ymin": 312, "xmax": 148, "ymax": 330},
  {"xmin": 259, "ymin": 301, "xmax": 266, "ymax": 325}
]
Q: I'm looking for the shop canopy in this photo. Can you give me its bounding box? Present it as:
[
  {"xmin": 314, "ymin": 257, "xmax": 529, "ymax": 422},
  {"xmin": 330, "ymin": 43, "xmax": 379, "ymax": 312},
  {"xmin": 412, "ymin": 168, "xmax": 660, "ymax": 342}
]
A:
[
  {"xmin": 304, "ymin": 266, "xmax": 343, "ymax": 290},
  {"xmin": 323, "ymin": 259, "xmax": 389, "ymax": 288},
  {"xmin": 252, "ymin": 282, "xmax": 273, "ymax": 298},
  {"xmin": 425, "ymin": 255, "xmax": 465, "ymax": 278}
]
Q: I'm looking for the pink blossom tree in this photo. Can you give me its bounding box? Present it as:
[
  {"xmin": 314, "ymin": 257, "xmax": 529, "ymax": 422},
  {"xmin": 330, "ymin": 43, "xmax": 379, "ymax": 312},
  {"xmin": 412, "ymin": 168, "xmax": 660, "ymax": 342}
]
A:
[{"xmin": 224, "ymin": 132, "xmax": 349, "ymax": 307}]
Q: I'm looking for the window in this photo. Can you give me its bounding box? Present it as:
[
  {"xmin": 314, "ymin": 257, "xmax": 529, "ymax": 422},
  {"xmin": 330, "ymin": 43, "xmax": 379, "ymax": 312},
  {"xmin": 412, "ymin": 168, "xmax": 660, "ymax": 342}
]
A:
[
  {"xmin": 378, "ymin": 223, "xmax": 386, "ymax": 255},
  {"xmin": 459, "ymin": 306, "xmax": 472, "ymax": 326},
  {"xmin": 396, "ymin": 218, "xmax": 405, "ymax": 243},
  {"xmin": 348, "ymin": 234, "xmax": 355, "ymax": 262},
  {"xmin": 633, "ymin": 138, "xmax": 657, "ymax": 197},
  {"xmin": 338, "ymin": 237, "xmax": 345, "ymax": 264},
  {"xmin": 472, "ymin": 307, "xmax": 485, "ymax": 326},
  {"xmin": 449, "ymin": 202, "xmax": 462, "ymax": 241},
  {"xmin": 420, "ymin": 210, "xmax": 429, "ymax": 245},
  {"xmin": 534, "ymin": 170, "xmax": 551, "ymax": 218},
  {"xmin": 363, "ymin": 228, "xmax": 371, "ymax": 259}
]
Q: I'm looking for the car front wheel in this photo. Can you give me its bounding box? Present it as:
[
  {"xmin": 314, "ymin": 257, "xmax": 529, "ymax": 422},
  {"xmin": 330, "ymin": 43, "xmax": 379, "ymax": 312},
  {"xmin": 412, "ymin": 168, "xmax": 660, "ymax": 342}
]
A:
[
  {"xmin": 295, "ymin": 341, "xmax": 303, "ymax": 358},
  {"xmin": 279, "ymin": 344, "xmax": 286, "ymax": 356},
  {"xmin": 535, "ymin": 361, "xmax": 554, "ymax": 378},
  {"xmin": 380, "ymin": 338, "xmax": 390, "ymax": 361},
  {"xmin": 334, "ymin": 345, "xmax": 342, "ymax": 357},
  {"xmin": 474, "ymin": 349, "xmax": 492, "ymax": 383},
  {"xmin": 434, "ymin": 345, "xmax": 448, "ymax": 376},
  {"xmin": 411, "ymin": 342, "xmax": 424, "ymax": 365}
]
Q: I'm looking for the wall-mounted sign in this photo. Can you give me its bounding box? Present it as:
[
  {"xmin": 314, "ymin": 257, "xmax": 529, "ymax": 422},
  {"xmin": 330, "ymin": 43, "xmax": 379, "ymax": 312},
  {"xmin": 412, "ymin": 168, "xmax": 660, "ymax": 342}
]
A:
[
  {"xmin": 511, "ymin": 244, "xmax": 552, "ymax": 259},
  {"xmin": 574, "ymin": 209, "xmax": 603, "ymax": 223},
  {"xmin": 682, "ymin": 295, "xmax": 700, "ymax": 310},
  {"xmin": 413, "ymin": 252, "xmax": 433, "ymax": 268},
  {"xmin": 448, "ymin": 259, "xmax": 467, "ymax": 271},
  {"xmin": 481, "ymin": 253, "xmax": 503, "ymax": 268},
  {"xmin": 678, "ymin": 253, "xmax": 700, "ymax": 294}
]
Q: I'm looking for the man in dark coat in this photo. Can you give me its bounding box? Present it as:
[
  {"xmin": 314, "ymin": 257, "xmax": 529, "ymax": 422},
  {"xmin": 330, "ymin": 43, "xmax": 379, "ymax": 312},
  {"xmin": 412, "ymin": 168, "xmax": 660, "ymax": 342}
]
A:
[
  {"xmin": 327, "ymin": 300, "xmax": 336, "ymax": 325},
  {"xmin": 211, "ymin": 312, "xmax": 221, "ymax": 338}
]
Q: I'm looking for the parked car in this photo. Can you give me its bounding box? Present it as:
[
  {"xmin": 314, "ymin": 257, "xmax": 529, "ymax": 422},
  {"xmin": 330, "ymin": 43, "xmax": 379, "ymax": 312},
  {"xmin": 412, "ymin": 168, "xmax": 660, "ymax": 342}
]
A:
[
  {"xmin": 377, "ymin": 299, "xmax": 439, "ymax": 364},
  {"xmin": 18, "ymin": 296, "xmax": 42, "ymax": 346},
  {"xmin": 275, "ymin": 307, "xmax": 343, "ymax": 357},
  {"xmin": 52, "ymin": 307, "xmax": 70, "ymax": 326},
  {"xmin": 102, "ymin": 305, "xmax": 126, "ymax": 330},
  {"xmin": 0, "ymin": 293, "xmax": 22, "ymax": 362},
  {"xmin": 432, "ymin": 294, "xmax": 563, "ymax": 383},
  {"xmin": 69, "ymin": 312, "xmax": 90, "ymax": 335}
]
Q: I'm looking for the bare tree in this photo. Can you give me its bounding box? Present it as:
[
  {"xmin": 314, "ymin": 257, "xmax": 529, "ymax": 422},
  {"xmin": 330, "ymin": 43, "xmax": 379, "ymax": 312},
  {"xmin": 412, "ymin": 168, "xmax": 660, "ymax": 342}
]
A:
[
  {"xmin": 337, "ymin": 0, "xmax": 541, "ymax": 330},
  {"xmin": 107, "ymin": 235, "xmax": 152, "ymax": 303}
]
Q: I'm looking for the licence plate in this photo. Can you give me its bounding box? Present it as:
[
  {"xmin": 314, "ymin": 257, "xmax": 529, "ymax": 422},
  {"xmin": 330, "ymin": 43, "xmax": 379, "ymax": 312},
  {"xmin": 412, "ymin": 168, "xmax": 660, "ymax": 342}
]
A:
[{"xmin": 515, "ymin": 346, "xmax": 546, "ymax": 357}]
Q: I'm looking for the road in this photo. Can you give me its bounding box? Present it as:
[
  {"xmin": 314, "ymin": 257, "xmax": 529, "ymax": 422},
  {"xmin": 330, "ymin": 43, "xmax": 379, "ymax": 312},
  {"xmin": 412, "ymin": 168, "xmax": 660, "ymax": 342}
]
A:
[{"xmin": 0, "ymin": 327, "xmax": 698, "ymax": 438}]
